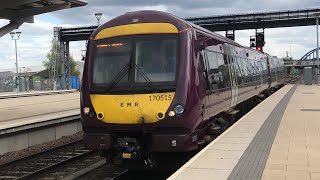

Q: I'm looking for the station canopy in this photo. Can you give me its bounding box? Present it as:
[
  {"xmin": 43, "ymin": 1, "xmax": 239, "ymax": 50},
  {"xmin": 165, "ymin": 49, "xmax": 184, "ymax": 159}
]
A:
[{"xmin": 0, "ymin": 0, "xmax": 87, "ymax": 37}]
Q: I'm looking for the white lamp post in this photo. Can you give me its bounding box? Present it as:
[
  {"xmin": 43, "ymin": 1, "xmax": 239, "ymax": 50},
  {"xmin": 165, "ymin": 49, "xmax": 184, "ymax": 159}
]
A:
[
  {"xmin": 317, "ymin": 16, "xmax": 319, "ymax": 85},
  {"xmin": 94, "ymin": 13, "xmax": 102, "ymax": 26},
  {"xmin": 9, "ymin": 31, "xmax": 21, "ymax": 92}
]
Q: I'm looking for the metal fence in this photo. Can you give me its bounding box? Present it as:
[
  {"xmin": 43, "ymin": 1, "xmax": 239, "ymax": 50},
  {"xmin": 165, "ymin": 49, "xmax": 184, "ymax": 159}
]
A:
[{"xmin": 0, "ymin": 76, "xmax": 80, "ymax": 93}]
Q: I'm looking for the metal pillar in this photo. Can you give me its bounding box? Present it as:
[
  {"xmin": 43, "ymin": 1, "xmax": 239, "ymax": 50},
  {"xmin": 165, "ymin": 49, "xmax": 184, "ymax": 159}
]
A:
[
  {"xmin": 66, "ymin": 42, "xmax": 70, "ymax": 90},
  {"xmin": 52, "ymin": 39, "xmax": 57, "ymax": 90},
  {"xmin": 14, "ymin": 39, "xmax": 19, "ymax": 92},
  {"xmin": 52, "ymin": 27, "xmax": 60, "ymax": 90},
  {"xmin": 10, "ymin": 32, "xmax": 21, "ymax": 93},
  {"xmin": 60, "ymin": 41, "xmax": 70, "ymax": 90},
  {"xmin": 60, "ymin": 41, "xmax": 65, "ymax": 89},
  {"xmin": 317, "ymin": 17, "xmax": 319, "ymax": 85}
]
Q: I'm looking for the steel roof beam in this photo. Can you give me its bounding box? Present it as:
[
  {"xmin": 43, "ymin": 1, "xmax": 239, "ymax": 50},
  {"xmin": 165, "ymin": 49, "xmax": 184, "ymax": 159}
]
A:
[
  {"xmin": 0, "ymin": 21, "xmax": 23, "ymax": 38},
  {"xmin": 0, "ymin": 0, "xmax": 39, "ymax": 9},
  {"xmin": 187, "ymin": 8, "xmax": 320, "ymax": 31},
  {"xmin": 0, "ymin": 3, "xmax": 70, "ymax": 20}
]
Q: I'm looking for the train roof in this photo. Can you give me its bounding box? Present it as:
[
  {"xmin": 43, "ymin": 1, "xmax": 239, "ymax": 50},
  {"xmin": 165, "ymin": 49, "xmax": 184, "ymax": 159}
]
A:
[{"xmin": 91, "ymin": 10, "xmax": 276, "ymax": 59}]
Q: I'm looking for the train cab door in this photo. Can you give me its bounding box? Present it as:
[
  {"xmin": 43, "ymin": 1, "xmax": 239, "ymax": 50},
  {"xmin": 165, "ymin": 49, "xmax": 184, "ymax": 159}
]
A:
[
  {"xmin": 224, "ymin": 44, "xmax": 238, "ymax": 109},
  {"xmin": 196, "ymin": 31, "xmax": 212, "ymax": 122},
  {"xmin": 199, "ymin": 47, "xmax": 211, "ymax": 122}
]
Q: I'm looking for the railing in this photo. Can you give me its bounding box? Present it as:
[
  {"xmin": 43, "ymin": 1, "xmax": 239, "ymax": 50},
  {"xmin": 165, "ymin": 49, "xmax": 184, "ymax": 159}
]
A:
[{"xmin": 297, "ymin": 47, "xmax": 320, "ymax": 66}]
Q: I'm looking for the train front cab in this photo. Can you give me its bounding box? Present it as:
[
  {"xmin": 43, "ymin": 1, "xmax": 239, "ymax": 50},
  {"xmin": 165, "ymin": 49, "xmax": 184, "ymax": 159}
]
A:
[{"xmin": 81, "ymin": 15, "xmax": 205, "ymax": 168}]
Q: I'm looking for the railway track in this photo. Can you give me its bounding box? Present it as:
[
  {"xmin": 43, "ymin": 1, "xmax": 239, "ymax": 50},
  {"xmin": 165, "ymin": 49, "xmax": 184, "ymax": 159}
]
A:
[{"xmin": 0, "ymin": 141, "xmax": 104, "ymax": 180}]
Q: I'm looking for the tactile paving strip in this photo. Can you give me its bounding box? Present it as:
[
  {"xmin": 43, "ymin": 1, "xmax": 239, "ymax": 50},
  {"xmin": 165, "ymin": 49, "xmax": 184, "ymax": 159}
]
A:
[{"xmin": 227, "ymin": 84, "xmax": 298, "ymax": 180}]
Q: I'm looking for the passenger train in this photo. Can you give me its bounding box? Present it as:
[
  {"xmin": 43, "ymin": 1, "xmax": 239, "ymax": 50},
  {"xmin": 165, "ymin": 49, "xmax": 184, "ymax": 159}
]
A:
[{"xmin": 81, "ymin": 10, "xmax": 285, "ymax": 169}]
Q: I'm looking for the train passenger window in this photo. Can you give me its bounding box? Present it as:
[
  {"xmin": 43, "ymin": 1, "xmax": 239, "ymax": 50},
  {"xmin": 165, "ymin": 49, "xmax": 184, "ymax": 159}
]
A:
[
  {"xmin": 253, "ymin": 60, "xmax": 259, "ymax": 82},
  {"xmin": 261, "ymin": 57, "xmax": 267, "ymax": 80},
  {"xmin": 247, "ymin": 59, "xmax": 253, "ymax": 82},
  {"xmin": 251, "ymin": 61, "xmax": 257, "ymax": 81},
  {"xmin": 216, "ymin": 53, "xmax": 227, "ymax": 88},
  {"xmin": 218, "ymin": 54, "xmax": 230, "ymax": 88},
  {"xmin": 217, "ymin": 53, "xmax": 224, "ymax": 67},
  {"xmin": 206, "ymin": 51, "xmax": 219, "ymax": 90},
  {"xmin": 255, "ymin": 61, "xmax": 261, "ymax": 81},
  {"xmin": 207, "ymin": 51, "xmax": 218, "ymax": 71},
  {"xmin": 234, "ymin": 57, "xmax": 243, "ymax": 85},
  {"xmin": 238, "ymin": 58, "xmax": 246, "ymax": 83}
]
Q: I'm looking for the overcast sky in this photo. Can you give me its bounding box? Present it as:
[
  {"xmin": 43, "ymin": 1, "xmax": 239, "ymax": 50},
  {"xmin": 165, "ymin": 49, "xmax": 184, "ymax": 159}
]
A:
[{"xmin": 0, "ymin": 0, "xmax": 319, "ymax": 72}]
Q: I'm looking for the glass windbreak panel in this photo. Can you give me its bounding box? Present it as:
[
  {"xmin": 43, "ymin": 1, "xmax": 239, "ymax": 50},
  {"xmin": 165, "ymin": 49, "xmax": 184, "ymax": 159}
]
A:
[
  {"xmin": 92, "ymin": 37, "xmax": 132, "ymax": 86},
  {"xmin": 135, "ymin": 35, "xmax": 177, "ymax": 82}
]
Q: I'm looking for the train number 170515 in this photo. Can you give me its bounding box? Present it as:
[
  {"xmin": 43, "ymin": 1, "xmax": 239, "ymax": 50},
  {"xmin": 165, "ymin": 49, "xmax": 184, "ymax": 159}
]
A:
[{"xmin": 149, "ymin": 94, "xmax": 172, "ymax": 101}]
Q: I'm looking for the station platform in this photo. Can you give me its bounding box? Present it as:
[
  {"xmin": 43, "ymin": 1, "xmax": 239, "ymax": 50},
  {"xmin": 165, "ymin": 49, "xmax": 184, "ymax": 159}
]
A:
[
  {"xmin": 0, "ymin": 92, "xmax": 81, "ymax": 155},
  {"xmin": 168, "ymin": 84, "xmax": 320, "ymax": 180},
  {"xmin": 0, "ymin": 89, "xmax": 77, "ymax": 99},
  {"xmin": 0, "ymin": 92, "xmax": 80, "ymax": 129}
]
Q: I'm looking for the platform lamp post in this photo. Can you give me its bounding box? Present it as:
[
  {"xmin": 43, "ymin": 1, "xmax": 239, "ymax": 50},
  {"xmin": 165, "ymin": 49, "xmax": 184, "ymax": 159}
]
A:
[
  {"xmin": 313, "ymin": 13, "xmax": 320, "ymax": 85},
  {"xmin": 317, "ymin": 15, "xmax": 320, "ymax": 86},
  {"xmin": 94, "ymin": 13, "xmax": 102, "ymax": 27},
  {"xmin": 10, "ymin": 31, "xmax": 21, "ymax": 93}
]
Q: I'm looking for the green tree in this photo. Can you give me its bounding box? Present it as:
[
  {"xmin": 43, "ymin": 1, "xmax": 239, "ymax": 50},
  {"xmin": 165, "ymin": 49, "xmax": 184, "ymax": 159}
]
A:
[{"xmin": 43, "ymin": 38, "xmax": 80, "ymax": 76}]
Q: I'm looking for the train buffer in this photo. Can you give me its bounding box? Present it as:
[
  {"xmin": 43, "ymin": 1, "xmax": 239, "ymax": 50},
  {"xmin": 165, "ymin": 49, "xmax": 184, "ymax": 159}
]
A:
[{"xmin": 168, "ymin": 84, "xmax": 320, "ymax": 180}]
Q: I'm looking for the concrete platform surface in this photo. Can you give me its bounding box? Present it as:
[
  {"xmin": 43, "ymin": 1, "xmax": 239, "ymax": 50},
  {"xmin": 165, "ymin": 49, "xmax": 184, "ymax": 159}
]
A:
[
  {"xmin": 0, "ymin": 92, "xmax": 81, "ymax": 155},
  {"xmin": 0, "ymin": 92, "xmax": 80, "ymax": 128},
  {"xmin": 0, "ymin": 89, "xmax": 76, "ymax": 99},
  {"xmin": 262, "ymin": 85, "xmax": 320, "ymax": 180},
  {"xmin": 168, "ymin": 84, "xmax": 320, "ymax": 180}
]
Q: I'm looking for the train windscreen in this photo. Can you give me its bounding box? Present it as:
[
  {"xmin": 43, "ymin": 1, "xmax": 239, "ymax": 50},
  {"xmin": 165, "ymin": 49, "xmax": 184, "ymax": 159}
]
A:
[
  {"xmin": 92, "ymin": 37, "xmax": 132, "ymax": 85},
  {"xmin": 92, "ymin": 34, "xmax": 178, "ymax": 92}
]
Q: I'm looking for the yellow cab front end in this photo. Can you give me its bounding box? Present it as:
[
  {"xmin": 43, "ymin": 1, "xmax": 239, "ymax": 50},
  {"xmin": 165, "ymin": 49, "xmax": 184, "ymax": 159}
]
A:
[
  {"xmin": 89, "ymin": 22, "xmax": 179, "ymax": 124},
  {"xmin": 82, "ymin": 21, "xmax": 183, "ymax": 168},
  {"xmin": 90, "ymin": 92, "xmax": 175, "ymax": 124}
]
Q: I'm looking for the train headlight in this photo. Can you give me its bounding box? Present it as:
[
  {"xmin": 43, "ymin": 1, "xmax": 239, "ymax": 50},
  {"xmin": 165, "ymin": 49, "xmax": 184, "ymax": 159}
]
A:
[
  {"xmin": 83, "ymin": 107, "xmax": 90, "ymax": 114},
  {"xmin": 174, "ymin": 104, "xmax": 184, "ymax": 114},
  {"xmin": 168, "ymin": 111, "xmax": 176, "ymax": 117}
]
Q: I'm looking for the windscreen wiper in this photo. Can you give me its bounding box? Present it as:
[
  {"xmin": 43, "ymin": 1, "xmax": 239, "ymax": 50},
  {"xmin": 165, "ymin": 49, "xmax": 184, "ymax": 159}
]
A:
[
  {"xmin": 105, "ymin": 63, "xmax": 130, "ymax": 92},
  {"xmin": 134, "ymin": 64, "xmax": 161, "ymax": 92}
]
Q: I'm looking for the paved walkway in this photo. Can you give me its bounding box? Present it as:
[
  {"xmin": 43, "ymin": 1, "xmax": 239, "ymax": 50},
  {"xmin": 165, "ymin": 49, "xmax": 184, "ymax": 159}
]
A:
[
  {"xmin": 0, "ymin": 93, "xmax": 79, "ymax": 128},
  {"xmin": 168, "ymin": 85, "xmax": 320, "ymax": 180},
  {"xmin": 262, "ymin": 85, "xmax": 320, "ymax": 180}
]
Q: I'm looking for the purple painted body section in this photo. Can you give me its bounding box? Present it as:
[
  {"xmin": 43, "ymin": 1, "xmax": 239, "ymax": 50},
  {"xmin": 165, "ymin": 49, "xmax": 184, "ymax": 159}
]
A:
[{"xmin": 81, "ymin": 11, "xmax": 285, "ymax": 153}]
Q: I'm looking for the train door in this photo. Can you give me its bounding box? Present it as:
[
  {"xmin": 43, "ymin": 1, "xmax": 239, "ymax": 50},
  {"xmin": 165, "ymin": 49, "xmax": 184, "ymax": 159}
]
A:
[
  {"xmin": 199, "ymin": 48, "xmax": 211, "ymax": 121},
  {"xmin": 195, "ymin": 31, "xmax": 211, "ymax": 122},
  {"xmin": 266, "ymin": 56, "xmax": 271, "ymax": 88},
  {"xmin": 224, "ymin": 44, "xmax": 238, "ymax": 109}
]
